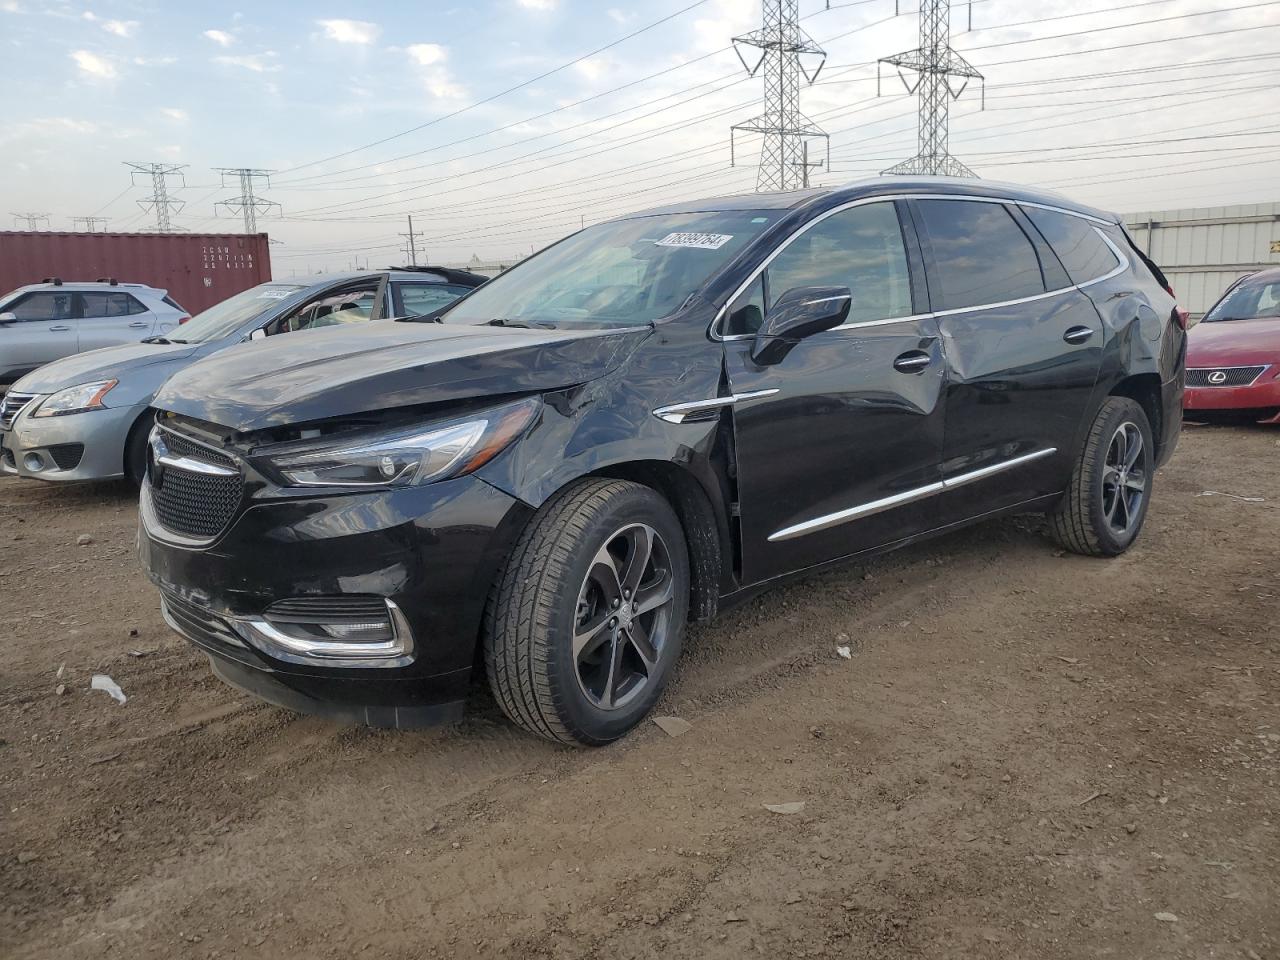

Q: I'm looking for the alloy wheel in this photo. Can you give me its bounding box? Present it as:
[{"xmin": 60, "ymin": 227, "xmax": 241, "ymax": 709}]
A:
[
  {"xmin": 1101, "ymin": 421, "xmax": 1147, "ymax": 536},
  {"xmin": 573, "ymin": 523, "xmax": 676, "ymax": 711}
]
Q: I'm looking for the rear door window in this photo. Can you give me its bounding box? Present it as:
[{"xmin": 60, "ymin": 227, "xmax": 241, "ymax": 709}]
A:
[
  {"xmin": 764, "ymin": 201, "xmax": 913, "ymax": 324},
  {"xmin": 916, "ymin": 199, "xmax": 1046, "ymax": 311},
  {"xmin": 1023, "ymin": 207, "xmax": 1119, "ymax": 285},
  {"xmin": 81, "ymin": 292, "xmax": 145, "ymax": 318}
]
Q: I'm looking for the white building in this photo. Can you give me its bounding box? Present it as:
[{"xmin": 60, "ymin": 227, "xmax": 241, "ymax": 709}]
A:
[{"xmin": 1124, "ymin": 203, "xmax": 1280, "ymax": 318}]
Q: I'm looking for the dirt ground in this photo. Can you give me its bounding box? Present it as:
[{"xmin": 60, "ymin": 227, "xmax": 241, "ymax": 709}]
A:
[{"xmin": 2, "ymin": 423, "xmax": 1277, "ymax": 960}]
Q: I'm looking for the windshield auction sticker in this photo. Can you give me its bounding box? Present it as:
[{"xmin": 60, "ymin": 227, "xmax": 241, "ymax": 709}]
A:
[
  {"xmin": 655, "ymin": 232, "xmax": 733, "ymax": 250},
  {"xmin": 257, "ymin": 289, "xmax": 294, "ymax": 299}
]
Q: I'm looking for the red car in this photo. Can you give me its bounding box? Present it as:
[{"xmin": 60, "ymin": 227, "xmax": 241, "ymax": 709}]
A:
[{"xmin": 1184, "ymin": 266, "xmax": 1280, "ymax": 424}]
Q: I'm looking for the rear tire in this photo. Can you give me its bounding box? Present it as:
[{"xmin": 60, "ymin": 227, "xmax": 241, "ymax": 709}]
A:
[
  {"xmin": 1049, "ymin": 396, "xmax": 1154, "ymax": 557},
  {"xmin": 483, "ymin": 478, "xmax": 690, "ymax": 746}
]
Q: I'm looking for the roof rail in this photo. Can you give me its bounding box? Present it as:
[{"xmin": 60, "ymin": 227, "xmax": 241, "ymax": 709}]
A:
[
  {"xmin": 41, "ymin": 277, "xmax": 63, "ymax": 286},
  {"xmin": 95, "ymin": 277, "xmax": 119, "ymax": 285}
]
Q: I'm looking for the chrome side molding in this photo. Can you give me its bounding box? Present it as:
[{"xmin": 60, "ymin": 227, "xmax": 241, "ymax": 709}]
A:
[
  {"xmin": 768, "ymin": 447, "xmax": 1057, "ymax": 542},
  {"xmin": 653, "ymin": 389, "xmax": 779, "ymax": 424}
]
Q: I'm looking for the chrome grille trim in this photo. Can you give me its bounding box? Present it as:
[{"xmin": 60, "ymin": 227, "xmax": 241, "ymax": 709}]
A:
[{"xmin": 0, "ymin": 391, "xmax": 40, "ymax": 430}]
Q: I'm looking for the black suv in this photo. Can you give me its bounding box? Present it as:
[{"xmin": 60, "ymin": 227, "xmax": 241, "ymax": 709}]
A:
[{"xmin": 139, "ymin": 177, "xmax": 1185, "ymax": 745}]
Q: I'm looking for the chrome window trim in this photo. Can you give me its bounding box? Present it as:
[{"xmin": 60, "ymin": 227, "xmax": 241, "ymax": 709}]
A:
[
  {"xmin": 652, "ymin": 388, "xmax": 779, "ymax": 424},
  {"xmin": 767, "ymin": 447, "xmax": 1056, "ymax": 543},
  {"xmin": 710, "ymin": 193, "xmax": 1123, "ymax": 342}
]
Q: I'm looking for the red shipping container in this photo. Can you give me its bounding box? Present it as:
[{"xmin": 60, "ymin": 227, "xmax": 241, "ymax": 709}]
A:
[{"xmin": 0, "ymin": 231, "xmax": 272, "ymax": 315}]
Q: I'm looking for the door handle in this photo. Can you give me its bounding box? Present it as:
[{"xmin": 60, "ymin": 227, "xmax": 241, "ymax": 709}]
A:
[
  {"xmin": 893, "ymin": 351, "xmax": 932, "ymax": 373},
  {"xmin": 128, "ymin": 321, "xmax": 149, "ymax": 328},
  {"xmin": 48, "ymin": 324, "xmax": 72, "ymax": 332},
  {"xmin": 1063, "ymin": 326, "xmax": 1094, "ymax": 344}
]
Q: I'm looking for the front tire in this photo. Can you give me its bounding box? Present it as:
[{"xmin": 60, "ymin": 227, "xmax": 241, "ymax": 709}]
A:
[
  {"xmin": 1049, "ymin": 396, "xmax": 1154, "ymax": 557},
  {"xmin": 124, "ymin": 412, "xmax": 153, "ymax": 487},
  {"xmin": 484, "ymin": 479, "xmax": 690, "ymax": 746}
]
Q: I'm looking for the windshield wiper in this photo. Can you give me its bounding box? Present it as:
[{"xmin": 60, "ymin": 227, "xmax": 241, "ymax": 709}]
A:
[
  {"xmin": 141, "ymin": 335, "xmax": 171, "ymax": 344},
  {"xmin": 396, "ymin": 312, "xmax": 443, "ymax": 323},
  {"xmin": 486, "ymin": 317, "xmax": 558, "ymax": 329}
]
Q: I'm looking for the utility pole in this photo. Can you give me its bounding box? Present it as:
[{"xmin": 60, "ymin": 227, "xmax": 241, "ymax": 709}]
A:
[
  {"xmin": 10, "ymin": 212, "xmax": 51, "ymax": 230},
  {"xmin": 399, "ymin": 214, "xmax": 424, "ymax": 266},
  {"xmin": 214, "ymin": 168, "xmax": 280, "ymax": 234},
  {"xmin": 792, "ymin": 140, "xmax": 824, "ymax": 189},
  {"xmin": 878, "ymin": 0, "xmax": 984, "ymax": 177},
  {"xmin": 72, "ymin": 216, "xmax": 111, "ymax": 232},
  {"xmin": 730, "ymin": 0, "xmax": 829, "ymax": 192},
  {"xmin": 125, "ymin": 162, "xmax": 188, "ymax": 231}
]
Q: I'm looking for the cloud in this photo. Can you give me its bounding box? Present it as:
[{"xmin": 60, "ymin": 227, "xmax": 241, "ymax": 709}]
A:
[
  {"xmin": 213, "ymin": 52, "xmax": 280, "ymax": 72},
  {"xmin": 101, "ymin": 18, "xmax": 139, "ymax": 37},
  {"xmin": 517, "ymin": 0, "xmax": 556, "ymax": 9},
  {"xmin": 160, "ymin": 107, "xmax": 189, "ymax": 122},
  {"xmin": 406, "ymin": 42, "xmax": 446, "ymax": 67},
  {"xmin": 133, "ymin": 55, "xmax": 176, "ymax": 65},
  {"xmin": 317, "ymin": 18, "xmax": 380, "ymax": 45},
  {"xmin": 574, "ymin": 56, "xmax": 609, "ymax": 82},
  {"xmin": 203, "ymin": 28, "xmax": 234, "ymax": 46},
  {"xmin": 606, "ymin": 8, "xmax": 632, "ymax": 25},
  {"xmin": 405, "ymin": 43, "xmax": 466, "ymax": 102},
  {"xmin": 70, "ymin": 49, "xmax": 116, "ymax": 79},
  {"xmin": 1, "ymin": 1, "xmax": 23, "ymax": 12}
]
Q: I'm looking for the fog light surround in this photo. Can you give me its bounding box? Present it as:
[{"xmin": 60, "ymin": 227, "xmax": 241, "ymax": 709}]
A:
[{"xmin": 232, "ymin": 599, "xmax": 414, "ymax": 667}]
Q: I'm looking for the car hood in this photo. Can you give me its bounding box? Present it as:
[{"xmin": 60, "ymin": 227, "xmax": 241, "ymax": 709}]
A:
[
  {"xmin": 1188, "ymin": 318, "xmax": 1280, "ymax": 367},
  {"xmin": 155, "ymin": 321, "xmax": 649, "ymax": 432},
  {"xmin": 13, "ymin": 340, "xmax": 199, "ymax": 393}
]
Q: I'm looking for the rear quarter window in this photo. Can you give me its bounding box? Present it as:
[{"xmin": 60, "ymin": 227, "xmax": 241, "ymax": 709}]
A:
[{"xmin": 1023, "ymin": 207, "xmax": 1119, "ymax": 285}]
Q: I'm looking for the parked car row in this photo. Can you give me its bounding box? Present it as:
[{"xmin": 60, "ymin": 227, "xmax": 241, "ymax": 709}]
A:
[
  {"xmin": 2, "ymin": 177, "xmax": 1191, "ymax": 745},
  {"xmin": 0, "ymin": 268, "xmax": 485, "ymax": 482}
]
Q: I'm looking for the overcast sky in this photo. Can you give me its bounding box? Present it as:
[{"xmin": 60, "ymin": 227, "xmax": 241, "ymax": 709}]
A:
[{"xmin": 2, "ymin": 0, "xmax": 1278, "ymax": 274}]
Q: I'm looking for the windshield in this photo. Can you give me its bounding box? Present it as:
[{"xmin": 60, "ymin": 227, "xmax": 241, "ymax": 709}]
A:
[
  {"xmin": 174, "ymin": 283, "xmax": 306, "ymax": 343},
  {"xmin": 1203, "ymin": 275, "xmax": 1280, "ymax": 322},
  {"xmin": 438, "ymin": 210, "xmax": 782, "ymax": 328}
]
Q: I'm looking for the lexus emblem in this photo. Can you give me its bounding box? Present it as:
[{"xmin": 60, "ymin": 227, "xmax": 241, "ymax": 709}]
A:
[{"xmin": 1208, "ymin": 370, "xmax": 1228, "ymax": 384}]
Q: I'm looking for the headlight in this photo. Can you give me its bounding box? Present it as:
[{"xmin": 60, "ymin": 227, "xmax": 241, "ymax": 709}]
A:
[
  {"xmin": 265, "ymin": 397, "xmax": 541, "ymax": 488},
  {"xmin": 33, "ymin": 379, "xmax": 118, "ymax": 417}
]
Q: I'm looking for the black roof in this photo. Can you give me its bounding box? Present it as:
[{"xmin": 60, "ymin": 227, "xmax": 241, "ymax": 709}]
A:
[{"xmin": 623, "ymin": 176, "xmax": 1119, "ymax": 224}]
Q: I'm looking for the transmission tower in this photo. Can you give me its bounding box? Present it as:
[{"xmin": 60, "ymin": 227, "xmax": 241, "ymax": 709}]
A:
[
  {"xmin": 730, "ymin": 0, "xmax": 829, "ymax": 193},
  {"xmin": 125, "ymin": 162, "xmax": 188, "ymax": 231},
  {"xmin": 878, "ymin": 0, "xmax": 984, "ymax": 177},
  {"xmin": 72, "ymin": 216, "xmax": 111, "ymax": 233},
  {"xmin": 11, "ymin": 212, "xmax": 51, "ymax": 230},
  {"xmin": 213, "ymin": 168, "xmax": 280, "ymax": 234}
]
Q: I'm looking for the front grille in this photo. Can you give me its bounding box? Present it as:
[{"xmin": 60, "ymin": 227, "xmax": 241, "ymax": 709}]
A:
[
  {"xmin": 162, "ymin": 429, "xmax": 237, "ymax": 470},
  {"xmin": 267, "ymin": 596, "xmax": 390, "ymax": 622},
  {"xmin": 48, "ymin": 443, "xmax": 84, "ymax": 470},
  {"xmin": 150, "ymin": 428, "xmax": 242, "ymax": 541},
  {"xmin": 0, "ymin": 391, "xmax": 38, "ymax": 429},
  {"xmin": 1187, "ymin": 365, "xmax": 1268, "ymax": 388}
]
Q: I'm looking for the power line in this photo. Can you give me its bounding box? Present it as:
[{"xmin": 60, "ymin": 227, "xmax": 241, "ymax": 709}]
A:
[
  {"xmin": 275, "ymin": 0, "xmax": 714, "ymax": 176},
  {"xmin": 124, "ymin": 161, "xmax": 187, "ymax": 232}
]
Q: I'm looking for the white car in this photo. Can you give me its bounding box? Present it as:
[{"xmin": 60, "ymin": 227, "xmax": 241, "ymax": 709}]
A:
[{"xmin": 0, "ymin": 279, "xmax": 189, "ymax": 385}]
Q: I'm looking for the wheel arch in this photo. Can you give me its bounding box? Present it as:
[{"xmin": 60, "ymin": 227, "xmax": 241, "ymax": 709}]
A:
[
  {"xmin": 581, "ymin": 460, "xmax": 725, "ymax": 623},
  {"xmin": 1109, "ymin": 373, "xmax": 1164, "ymax": 461},
  {"xmin": 123, "ymin": 405, "xmax": 156, "ymax": 481}
]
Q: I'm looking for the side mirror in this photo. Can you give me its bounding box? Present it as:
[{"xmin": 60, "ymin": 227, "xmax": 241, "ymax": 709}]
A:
[
  {"xmin": 249, "ymin": 327, "xmax": 267, "ymax": 341},
  {"xmin": 750, "ymin": 285, "xmax": 851, "ymax": 365},
  {"xmin": 0, "ymin": 312, "xmax": 16, "ymax": 326}
]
